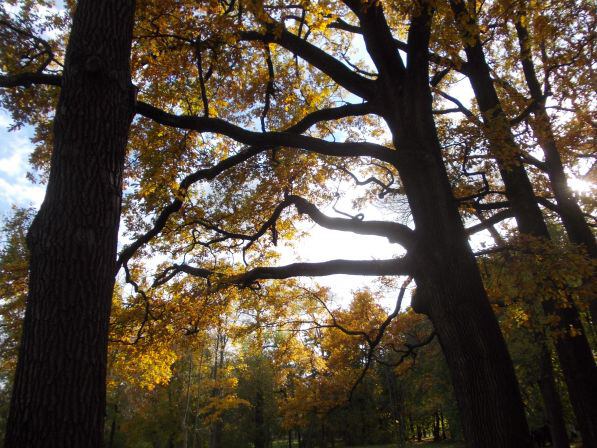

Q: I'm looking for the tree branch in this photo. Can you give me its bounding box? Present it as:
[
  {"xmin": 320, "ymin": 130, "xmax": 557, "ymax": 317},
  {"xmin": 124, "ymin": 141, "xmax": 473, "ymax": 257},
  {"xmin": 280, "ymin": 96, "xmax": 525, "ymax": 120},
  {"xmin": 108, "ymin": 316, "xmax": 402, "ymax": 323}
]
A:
[
  {"xmin": 465, "ymin": 209, "xmax": 515, "ymax": 235},
  {"xmin": 239, "ymin": 24, "xmax": 376, "ymax": 99},
  {"xmin": 287, "ymin": 195, "xmax": 415, "ymax": 248},
  {"xmin": 0, "ymin": 72, "xmax": 61, "ymax": 88},
  {"xmin": 156, "ymin": 257, "xmax": 412, "ymax": 289},
  {"xmin": 136, "ymin": 101, "xmax": 395, "ymax": 163}
]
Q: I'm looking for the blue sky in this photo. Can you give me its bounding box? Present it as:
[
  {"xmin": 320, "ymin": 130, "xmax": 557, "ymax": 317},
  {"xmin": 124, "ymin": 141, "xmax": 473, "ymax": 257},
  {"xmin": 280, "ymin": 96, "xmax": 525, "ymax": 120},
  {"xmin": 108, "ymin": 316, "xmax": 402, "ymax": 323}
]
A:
[{"xmin": 0, "ymin": 111, "xmax": 45, "ymax": 216}]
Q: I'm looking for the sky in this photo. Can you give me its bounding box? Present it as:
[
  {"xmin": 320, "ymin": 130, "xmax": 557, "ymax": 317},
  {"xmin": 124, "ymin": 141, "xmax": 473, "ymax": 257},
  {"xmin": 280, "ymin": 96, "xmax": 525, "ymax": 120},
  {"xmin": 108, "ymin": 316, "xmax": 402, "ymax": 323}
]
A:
[{"xmin": 0, "ymin": 112, "xmax": 45, "ymax": 212}]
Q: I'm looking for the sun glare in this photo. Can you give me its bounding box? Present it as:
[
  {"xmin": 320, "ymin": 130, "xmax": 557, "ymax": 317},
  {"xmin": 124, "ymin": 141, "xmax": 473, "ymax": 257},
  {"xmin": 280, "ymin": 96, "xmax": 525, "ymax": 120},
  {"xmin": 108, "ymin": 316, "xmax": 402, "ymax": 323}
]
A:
[{"xmin": 568, "ymin": 177, "xmax": 594, "ymax": 194}]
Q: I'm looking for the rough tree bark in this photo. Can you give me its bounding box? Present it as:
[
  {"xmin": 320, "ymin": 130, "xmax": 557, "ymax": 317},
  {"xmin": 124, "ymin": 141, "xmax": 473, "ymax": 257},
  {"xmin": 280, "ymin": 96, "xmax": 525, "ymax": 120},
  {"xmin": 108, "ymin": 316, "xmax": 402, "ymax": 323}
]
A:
[{"xmin": 4, "ymin": 1, "xmax": 136, "ymax": 446}]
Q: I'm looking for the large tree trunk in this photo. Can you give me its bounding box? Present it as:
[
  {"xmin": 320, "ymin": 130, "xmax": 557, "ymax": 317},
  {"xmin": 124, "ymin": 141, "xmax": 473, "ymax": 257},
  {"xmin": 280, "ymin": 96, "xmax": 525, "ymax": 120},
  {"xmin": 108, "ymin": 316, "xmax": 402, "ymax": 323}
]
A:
[
  {"xmin": 348, "ymin": 3, "xmax": 531, "ymax": 445},
  {"xmin": 449, "ymin": 2, "xmax": 597, "ymax": 445},
  {"xmin": 4, "ymin": 1, "xmax": 136, "ymax": 446}
]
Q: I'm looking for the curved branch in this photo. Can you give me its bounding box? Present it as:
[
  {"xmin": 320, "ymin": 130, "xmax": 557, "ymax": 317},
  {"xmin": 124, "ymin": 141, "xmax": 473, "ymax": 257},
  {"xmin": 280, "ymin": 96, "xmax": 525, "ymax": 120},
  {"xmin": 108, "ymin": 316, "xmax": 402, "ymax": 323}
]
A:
[
  {"xmin": 239, "ymin": 25, "xmax": 376, "ymax": 99},
  {"xmin": 348, "ymin": 276, "xmax": 413, "ymax": 400},
  {"xmin": 136, "ymin": 101, "xmax": 395, "ymax": 163},
  {"xmin": 287, "ymin": 195, "xmax": 415, "ymax": 248}
]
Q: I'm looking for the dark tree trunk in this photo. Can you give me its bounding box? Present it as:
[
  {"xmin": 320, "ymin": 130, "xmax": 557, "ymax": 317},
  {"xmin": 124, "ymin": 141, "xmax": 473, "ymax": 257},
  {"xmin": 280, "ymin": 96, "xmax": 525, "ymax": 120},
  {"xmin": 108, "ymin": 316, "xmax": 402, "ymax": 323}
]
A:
[
  {"xmin": 254, "ymin": 388, "xmax": 266, "ymax": 448},
  {"xmin": 440, "ymin": 408, "xmax": 447, "ymax": 440},
  {"xmin": 108, "ymin": 417, "xmax": 117, "ymax": 448},
  {"xmin": 449, "ymin": 3, "xmax": 597, "ymax": 446},
  {"xmin": 348, "ymin": 2, "xmax": 531, "ymax": 446},
  {"xmin": 4, "ymin": 1, "xmax": 136, "ymax": 447},
  {"xmin": 433, "ymin": 412, "xmax": 441, "ymax": 442},
  {"xmin": 536, "ymin": 343, "xmax": 570, "ymax": 448}
]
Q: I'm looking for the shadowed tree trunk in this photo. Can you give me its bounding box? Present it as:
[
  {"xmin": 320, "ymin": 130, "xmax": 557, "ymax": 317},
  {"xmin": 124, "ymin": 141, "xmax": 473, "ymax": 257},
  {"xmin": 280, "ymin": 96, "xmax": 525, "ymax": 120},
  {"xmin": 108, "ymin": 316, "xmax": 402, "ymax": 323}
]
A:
[
  {"xmin": 537, "ymin": 343, "xmax": 570, "ymax": 448},
  {"xmin": 358, "ymin": 3, "xmax": 531, "ymax": 445},
  {"xmin": 4, "ymin": 1, "xmax": 136, "ymax": 447},
  {"xmin": 512, "ymin": 1, "xmax": 597, "ymax": 328},
  {"xmin": 254, "ymin": 387, "xmax": 266, "ymax": 448}
]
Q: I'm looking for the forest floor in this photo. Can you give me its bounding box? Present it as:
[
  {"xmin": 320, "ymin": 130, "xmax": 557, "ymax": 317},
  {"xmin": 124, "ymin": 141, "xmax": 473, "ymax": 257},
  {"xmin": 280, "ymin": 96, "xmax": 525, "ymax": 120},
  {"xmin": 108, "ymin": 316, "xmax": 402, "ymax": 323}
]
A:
[
  {"xmin": 348, "ymin": 441, "xmax": 464, "ymax": 448},
  {"xmin": 274, "ymin": 439, "xmax": 585, "ymax": 447},
  {"xmin": 273, "ymin": 440, "xmax": 465, "ymax": 448}
]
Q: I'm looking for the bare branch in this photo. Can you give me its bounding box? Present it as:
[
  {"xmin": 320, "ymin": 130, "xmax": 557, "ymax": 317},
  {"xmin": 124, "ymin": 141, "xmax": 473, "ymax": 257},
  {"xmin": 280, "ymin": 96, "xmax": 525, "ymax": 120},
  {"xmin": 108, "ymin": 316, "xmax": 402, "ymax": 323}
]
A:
[
  {"xmin": 158, "ymin": 258, "xmax": 411, "ymax": 289},
  {"xmin": 348, "ymin": 276, "xmax": 413, "ymax": 400},
  {"xmin": 288, "ymin": 195, "xmax": 415, "ymax": 248},
  {"xmin": 465, "ymin": 209, "xmax": 515, "ymax": 235}
]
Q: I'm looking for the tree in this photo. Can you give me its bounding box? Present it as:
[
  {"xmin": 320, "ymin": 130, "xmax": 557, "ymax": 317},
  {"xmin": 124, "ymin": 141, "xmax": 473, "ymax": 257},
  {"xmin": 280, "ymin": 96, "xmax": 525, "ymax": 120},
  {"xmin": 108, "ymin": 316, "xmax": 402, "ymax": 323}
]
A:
[
  {"xmin": 0, "ymin": 0, "xmax": 136, "ymax": 446},
  {"xmin": 120, "ymin": 2, "xmax": 530, "ymax": 444},
  {"xmin": 6, "ymin": 0, "xmax": 595, "ymax": 445},
  {"xmin": 0, "ymin": 208, "xmax": 34, "ymax": 435}
]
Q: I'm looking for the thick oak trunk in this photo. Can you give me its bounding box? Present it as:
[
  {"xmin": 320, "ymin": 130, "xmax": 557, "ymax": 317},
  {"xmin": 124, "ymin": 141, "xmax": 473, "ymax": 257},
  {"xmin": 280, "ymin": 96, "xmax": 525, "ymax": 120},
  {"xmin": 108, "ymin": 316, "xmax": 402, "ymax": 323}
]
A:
[
  {"xmin": 4, "ymin": 1, "xmax": 136, "ymax": 447},
  {"xmin": 384, "ymin": 94, "xmax": 531, "ymax": 448},
  {"xmin": 362, "ymin": 5, "xmax": 532, "ymax": 446}
]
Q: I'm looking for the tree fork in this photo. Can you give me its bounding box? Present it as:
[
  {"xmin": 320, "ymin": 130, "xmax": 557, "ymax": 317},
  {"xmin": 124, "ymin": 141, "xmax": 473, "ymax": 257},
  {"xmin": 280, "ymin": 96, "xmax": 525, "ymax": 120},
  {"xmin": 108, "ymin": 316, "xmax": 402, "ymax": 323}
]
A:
[{"xmin": 4, "ymin": 0, "xmax": 136, "ymax": 446}]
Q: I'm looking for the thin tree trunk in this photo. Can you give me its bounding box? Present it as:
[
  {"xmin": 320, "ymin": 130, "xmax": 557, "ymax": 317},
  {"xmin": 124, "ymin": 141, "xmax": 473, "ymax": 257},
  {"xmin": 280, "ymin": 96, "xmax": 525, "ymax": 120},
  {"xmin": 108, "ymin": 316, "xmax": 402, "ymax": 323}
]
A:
[
  {"xmin": 254, "ymin": 387, "xmax": 266, "ymax": 448},
  {"xmin": 433, "ymin": 412, "xmax": 441, "ymax": 442},
  {"xmin": 182, "ymin": 353, "xmax": 194, "ymax": 448},
  {"xmin": 440, "ymin": 408, "xmax": 446, "ymax": 440},
  {"xmin": 513, "ymin": 2, "xmax": 597, "ymax": 326},
  {"xmin": 108, "ymin": 408, "xmax": 117, "ymax": 448},
  {"xmin": 4, "ymin": 1, "xmax": 136, "ymax": 446}
]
